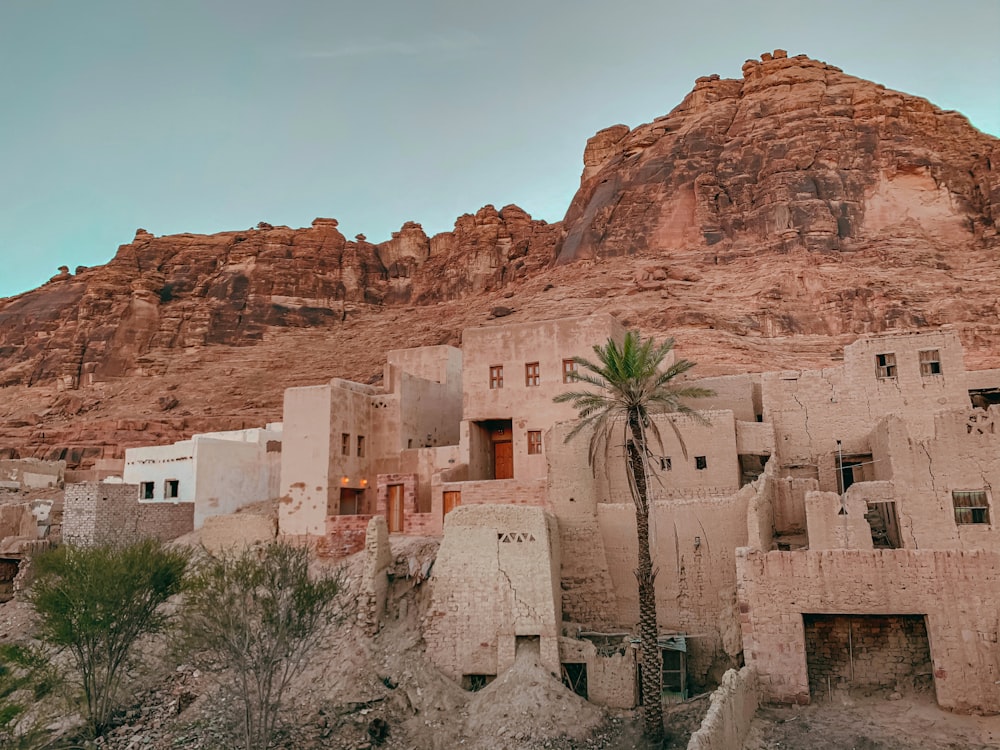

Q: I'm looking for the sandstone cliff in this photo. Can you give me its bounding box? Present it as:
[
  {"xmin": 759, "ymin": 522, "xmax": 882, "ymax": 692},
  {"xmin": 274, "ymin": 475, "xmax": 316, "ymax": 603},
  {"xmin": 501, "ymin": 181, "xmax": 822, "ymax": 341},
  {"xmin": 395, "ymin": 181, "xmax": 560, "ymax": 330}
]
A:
[{"xmin": 1, "ymin": 51, "xmax": 998, "ymax": 468}]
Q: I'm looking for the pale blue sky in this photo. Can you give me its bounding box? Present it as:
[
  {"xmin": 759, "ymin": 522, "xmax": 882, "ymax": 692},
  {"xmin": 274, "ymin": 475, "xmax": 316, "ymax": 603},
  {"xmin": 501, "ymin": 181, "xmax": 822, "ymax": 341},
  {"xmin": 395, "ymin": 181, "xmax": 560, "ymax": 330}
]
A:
[{"xmin": 1, "ymin": 0, "xmax": 998, "ymax": 298}]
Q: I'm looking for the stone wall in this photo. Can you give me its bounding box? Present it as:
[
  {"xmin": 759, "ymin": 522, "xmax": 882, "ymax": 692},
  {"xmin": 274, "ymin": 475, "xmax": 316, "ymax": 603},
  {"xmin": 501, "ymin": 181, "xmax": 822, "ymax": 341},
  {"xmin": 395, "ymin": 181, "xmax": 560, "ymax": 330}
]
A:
[
  {"xmin": 736, "ymin": 548, "xmax": 1000, "ymax": 712},
  {"xmin": 321, "ymin": 514, "xmax": 372, "ymax": 558},
  {"xmin": 63, "ymin": 482, "xmax": 193, "ymax": 546},
  {"xmin": 686, "ymin": 666, "xmax": 760, "ymax": 750}
]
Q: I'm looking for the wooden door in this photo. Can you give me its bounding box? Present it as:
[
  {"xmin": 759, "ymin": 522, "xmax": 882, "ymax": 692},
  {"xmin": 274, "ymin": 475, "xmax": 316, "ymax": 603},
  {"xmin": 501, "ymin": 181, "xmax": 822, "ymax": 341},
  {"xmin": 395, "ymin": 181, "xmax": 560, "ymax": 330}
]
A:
[
  {"xmin": 387, "ymin": 484, "xmax": 404, "ymax": 533},
  {"xmin": 443, "ymin": 491, "xmax": 461, "ymax": 517},
  {"xmin": 493, "ymin": 441, "xmax": 514, "ymax": 480}
]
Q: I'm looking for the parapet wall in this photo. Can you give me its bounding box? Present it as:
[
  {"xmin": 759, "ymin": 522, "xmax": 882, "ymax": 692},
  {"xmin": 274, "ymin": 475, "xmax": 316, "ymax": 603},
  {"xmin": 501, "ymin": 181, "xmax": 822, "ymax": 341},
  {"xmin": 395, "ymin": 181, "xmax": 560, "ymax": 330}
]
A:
[{"xmin": 687, "ymin": 666, "xmax": 760, "ymax": 750}]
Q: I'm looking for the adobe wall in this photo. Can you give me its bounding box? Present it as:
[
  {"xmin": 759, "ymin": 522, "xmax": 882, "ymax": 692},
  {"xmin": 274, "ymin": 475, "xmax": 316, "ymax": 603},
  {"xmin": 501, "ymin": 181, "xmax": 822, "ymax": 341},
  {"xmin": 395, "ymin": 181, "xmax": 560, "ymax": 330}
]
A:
[
  {"xmin": 736, "ymin": 548, "xmax": 1000, "ymax": 712},
  {"xmin": 593, "ymin": 411, "xmax": 741, "ymax": 501},
  {"xmin": 762, "ymin": 330, "xmax": 969, "ymax": 494},
  {"xmin": 804, "ymin": 489, "xmax": 874, "ymax": 550},
  {"xmin": 424, "ymin": 505, "xmax": 562, "ymax": 682},
  {"xmin": 691, "ymin": 374, "xmax": 759, "ymax": 423},
  {"xmin": 871, "ymin": 409, "xmax": 1000, "ymax": 550},
  {"xmin": 686, "ymin": 666, "xmax": 760, "ymax": 750},
  {"xmin": 558, "ymin": 635, "xmax": 637, "ymax": 709},
  {"xmin": 192, "ymin": 437, "xmax": 280, "ymax": 528},
  {"xmin": 547, "ymin": 418, "xmax": 749, "ymax": 684},
  {"xmin": 63, "ymin": 482, "xmax": 193, "ymax": 546},
  {"xmin": 0, "ymin": 458, "xmax": 65, "ymax": 489},
  {"xmin": 200, "ymin": 513, "xmax": 276, "ymax": 553}
]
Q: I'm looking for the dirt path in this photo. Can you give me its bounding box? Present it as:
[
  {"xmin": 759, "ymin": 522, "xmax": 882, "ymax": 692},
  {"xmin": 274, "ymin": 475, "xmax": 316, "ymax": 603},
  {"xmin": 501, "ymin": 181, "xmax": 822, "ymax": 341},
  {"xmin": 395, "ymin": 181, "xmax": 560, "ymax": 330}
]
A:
[{"xmin": 744, "ymin": 692, "xmax": 1000, "ymax": 750}]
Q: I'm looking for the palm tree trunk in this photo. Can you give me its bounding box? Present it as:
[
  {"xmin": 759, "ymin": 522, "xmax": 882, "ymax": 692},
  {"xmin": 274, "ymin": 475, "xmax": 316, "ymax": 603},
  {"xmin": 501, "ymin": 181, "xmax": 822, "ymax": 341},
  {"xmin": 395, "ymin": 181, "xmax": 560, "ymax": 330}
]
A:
[{"xmin": 628, "ymin": 415, "xmax": 664, "ymax": 743}]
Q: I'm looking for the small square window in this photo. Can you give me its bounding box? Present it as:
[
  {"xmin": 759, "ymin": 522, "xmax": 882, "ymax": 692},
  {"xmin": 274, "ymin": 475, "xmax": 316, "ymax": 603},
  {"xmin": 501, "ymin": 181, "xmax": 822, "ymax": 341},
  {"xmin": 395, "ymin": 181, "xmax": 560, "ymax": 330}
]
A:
[
  {"xmin": 140, "ymin": 481, "xmax": 154, "ymax": 500},
  {"xmin": 875, "ymin": 352, "xmax": 897, "ymax": 379},
  {"xmin": 659, "ymin": 457, "xmax": 672, "ymax": 471},
  {"xmin": 527, "ymin": 430, "xmax": 542, "ymax": 455},
  {"xmin": 341, "ymin": 433, "xmax": 350, "ymax": 456},
  {"xmin": 920, "ymin": 349, "xmax": 942, "ymax": 376},
  {"xmin": 357, "ymin": 435, "xmax": 366, "ymax": 458},
  {"xmin": 165, "ymin": 479, "xmax": 179, "ymax": 499},
  {"xmin": 562, "ymin": 359, "xmax": 578, "ymax": 383},
  {"xmin": 525, "ymin": 362, "xmax": 540, "ymax": 387},
  {"xmin": 953, "ymin": 490, "xmax": 990, "ymax": 525},
  {"xmin": 695, "ymin": 456, "xmax": 708, "ymax": 470},
  {"xmin": 490, "ymin": 365, "xmax": 504, "ymax": 389}
]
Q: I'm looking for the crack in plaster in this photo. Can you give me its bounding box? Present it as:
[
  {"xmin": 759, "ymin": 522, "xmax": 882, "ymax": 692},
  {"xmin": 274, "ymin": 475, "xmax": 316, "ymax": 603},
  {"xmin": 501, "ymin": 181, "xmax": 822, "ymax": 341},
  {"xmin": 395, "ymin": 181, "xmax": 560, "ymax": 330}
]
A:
[{"xmin": 495, "ymin": 536, "xmax": 542, "ymax": 625}]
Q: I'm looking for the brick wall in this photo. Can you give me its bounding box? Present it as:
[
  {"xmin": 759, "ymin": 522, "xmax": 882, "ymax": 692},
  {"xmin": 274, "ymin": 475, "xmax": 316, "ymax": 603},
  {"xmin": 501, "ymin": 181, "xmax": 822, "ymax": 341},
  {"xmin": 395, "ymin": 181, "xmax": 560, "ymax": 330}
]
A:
[
  {"xmin": 322, "ymin": 514, "xmax": 372, "ymax": 558},
  {"xmin": 63, "ymin": 482, "xmax": 193, "ymax": 546},
  {"xmin": 803, "ymin": 614, "xmax": 931, "ymax": 695},
  {"xmin": 737, "ymin": 548, "xmax": 1000, "ymax": 712}
]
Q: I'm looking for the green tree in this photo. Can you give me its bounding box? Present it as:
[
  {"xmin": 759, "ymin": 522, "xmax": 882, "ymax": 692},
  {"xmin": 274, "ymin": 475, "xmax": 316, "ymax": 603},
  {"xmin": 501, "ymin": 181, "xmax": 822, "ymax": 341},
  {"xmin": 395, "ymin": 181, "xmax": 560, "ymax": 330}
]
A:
[
  {"xmin": 28, "ymin": 541, "xmax": 188, "ymax": 738},
  {"xmin": 178, "ymin": 542, "xmax": 347, "ymax": 750},
  {"xmin": 555, "ymin": 331, "xmax": 712, "ymax": 743}
]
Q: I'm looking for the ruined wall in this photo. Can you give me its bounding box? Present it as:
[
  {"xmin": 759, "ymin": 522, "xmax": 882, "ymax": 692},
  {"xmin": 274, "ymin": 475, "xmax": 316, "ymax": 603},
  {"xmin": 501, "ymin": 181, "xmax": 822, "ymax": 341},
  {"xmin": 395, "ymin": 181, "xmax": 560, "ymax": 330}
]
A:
[
  {"xmin": 558, "ymin": 635, "xmax": 637, "ymax": 709},
  {"xmin": 424, "ymin": 505, "xmax": 561, "ymax": 682},
  {"xmin": 762, "ymin": 330, "xmax": 969, "ymax": 494},
  {"xmin": 686, "ymin": 666, "xmax": 760, "ymax": 750},
  {"xmin": 691, "ymin": 374, "xmax": 758, "ymax": 423},
  {"xmin": 200, "ymin": 513, "xmax": 276, "ymax": 553},
  {"xmin": 0, "ymin": 459, "xmax": 65, "ymax": 489},
  {"xmin": 871, "ymin": 409, "xmax": 1000, "ymax": 550},
  {"xmin": 736, "ymin": 548, "xmax": 1000, "ymax": 712},
  {"xmin": 63, "ymin": 482, "xmax": 193, "ymax": 546},
  {"xmin": 804, "ymin": 489, "xmax": 874, "ymax": 550},
  {"xmin": 384, "ymin": 344, "xmax": 463, "ymax": 452}
]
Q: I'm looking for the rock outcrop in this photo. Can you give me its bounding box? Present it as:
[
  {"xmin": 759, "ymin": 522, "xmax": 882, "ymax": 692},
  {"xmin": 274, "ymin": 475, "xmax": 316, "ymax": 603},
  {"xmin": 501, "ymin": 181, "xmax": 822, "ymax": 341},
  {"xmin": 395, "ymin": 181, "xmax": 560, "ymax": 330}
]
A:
[
  {"xmin": 559, "ymin": 50, "xmax": 998, "ymax": 264},
  {"xmin": 1, "ymin": 51, "xmax": 998, "ymax": 468}
]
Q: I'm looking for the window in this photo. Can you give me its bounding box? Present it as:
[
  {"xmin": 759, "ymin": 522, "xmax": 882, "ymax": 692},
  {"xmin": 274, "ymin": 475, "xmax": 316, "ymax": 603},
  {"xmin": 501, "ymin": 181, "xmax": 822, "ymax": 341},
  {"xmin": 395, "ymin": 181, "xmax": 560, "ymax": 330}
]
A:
[
  {"xmin": 875, "ymin": 352, "xmax": 897, "ymax": 379},
  {"xmin": 357, "ymin": 435, "xmax": 366, "ymax": 458},
  {"xmin": 341, "ymin": 432, "xmax": 350, "ymax": 456},
  {"xmin": 952, "ymin": 490, "xmax": 990, "ymax": 525},
  {"xmin": 920, "ymin": 349, "xmax": 942, "ymax": 376},
  {"xmin": 525, "ymin": 362, "xmax": 540, "ymax": 387},
  {"xmin": 489, "ymin": 365, "xmax": 504, "ymax": 389},
  {"xmin": 527, "ymin": 430, "xmax": 542, "ymax": 455},
  {"xmin": 659, "ymin": 457, "xmax": 672, "ymax": 471},
  {"xmin": 165, "ymin": 479, "xmax": 179, "ymax": 499},
  {"xmin": 695, "ymin": 456, "xmax": 708, "ymax": 470},
  {"xmin": 562, "ymin": 358, "xmax": 578, "ymax": 383},
  {"xmin": 140, "ymin": 481, "xmax": 154, "ymax": 500}
]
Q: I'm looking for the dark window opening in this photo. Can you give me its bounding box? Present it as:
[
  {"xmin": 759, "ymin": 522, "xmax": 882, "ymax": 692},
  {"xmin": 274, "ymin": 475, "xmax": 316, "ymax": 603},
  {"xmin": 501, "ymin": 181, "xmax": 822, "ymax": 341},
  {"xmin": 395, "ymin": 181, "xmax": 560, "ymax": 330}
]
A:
[
  {"xmin": 140, "ymin": 481, "xmax": 154, "ymax": 500},
  {"xmin": 341, "ymin": 432, "xmax": 350, "ymax": 456},
  {"xmin": 919, "ymin": 349, "xmax": 942, "ymax": 376},
  {"xmin": 561, "ymin": 663, "xmax": 588, "ymax": 699},
  {"xmin": 660, "ymin": 457, "xmax": 672, "ymax": 471},
  {"xmin": 461, "ymin": 674, "xmax": 495, "ymax": 692},
  {"xmin": 165, "ymin": 479, "xmax": 179, "ymax": 499},
  {"xmin": 876, "ymin": 352, "xmax": 897, "ymax": 379},
  {"xmin": 661, "ymin": 647, "xmax": 687, "ymax": 697},
  {"xmin": 695, "ymin": 456, "xmax": 707, "ymax": 470},
  {"xmin": 357, "ymin": 435, "xmax": 366, "ymax": 458},
  {"xmin": 866, "ymin": 502, "xmax": 902, "ymax": 548}
]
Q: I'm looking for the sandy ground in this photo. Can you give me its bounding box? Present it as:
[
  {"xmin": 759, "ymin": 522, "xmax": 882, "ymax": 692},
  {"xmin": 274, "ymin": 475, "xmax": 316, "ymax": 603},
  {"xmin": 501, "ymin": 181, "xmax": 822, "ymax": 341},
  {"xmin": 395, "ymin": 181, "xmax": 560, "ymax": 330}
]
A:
[{"xmin": 744, "ymin": 691, "xmax": 1000, "ymax": 750}]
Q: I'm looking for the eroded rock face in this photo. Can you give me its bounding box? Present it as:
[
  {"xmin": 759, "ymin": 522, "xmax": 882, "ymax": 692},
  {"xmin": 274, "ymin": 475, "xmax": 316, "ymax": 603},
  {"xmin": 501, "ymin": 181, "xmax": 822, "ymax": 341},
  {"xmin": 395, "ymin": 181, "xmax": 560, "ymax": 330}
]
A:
[
  {"xmin": 557, "ymin": 51, "xmax": 998, "ymax": 263},
  {"xmin": 0, "ymin": 207, "xmax": 559, "ymax": 388},
  {"xmin": 1, "ymin": 51, "xmax": 999, "ymax": 469}
]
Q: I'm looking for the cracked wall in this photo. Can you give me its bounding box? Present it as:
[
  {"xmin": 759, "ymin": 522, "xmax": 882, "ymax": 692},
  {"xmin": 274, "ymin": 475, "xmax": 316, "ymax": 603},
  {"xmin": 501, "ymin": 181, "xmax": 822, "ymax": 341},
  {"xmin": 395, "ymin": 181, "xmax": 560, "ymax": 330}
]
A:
[{"xmin": 424, "ymin": 504, "xmax": 561, "ymax": 681}]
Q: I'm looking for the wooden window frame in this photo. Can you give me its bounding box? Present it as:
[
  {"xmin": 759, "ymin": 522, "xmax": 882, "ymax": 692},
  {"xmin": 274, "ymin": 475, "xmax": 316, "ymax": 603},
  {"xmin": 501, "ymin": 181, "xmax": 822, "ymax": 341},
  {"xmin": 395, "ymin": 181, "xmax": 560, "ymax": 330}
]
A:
[
  {"xmin": 525, "ymin": 362, "xmax": 540, "ymax": 387},
  {"xmin": 341, "ymin": 432, "xmax": 350, "ymax": 456},
  {"xmin": 357, "ymin": 435, "xmax": 366, "ymax": 458},
  {"xmin": 489, "ymin": 365, "xmax": 504, "ymax": 389},
  {"xmin": 919, "ymin": 349, "xmax": 942, "ymax": 376},
  {"xmin": 527, "ymin": 430, "xmax": 543, "ymax": 455},
  {"xmin": 875, "ymin": 352, "xmax": 897, "ymax": 379},
  {"xmin": 562, "ymin": 358, "xmax": 578, "ymax": 383},
  {"xmin": 952, "ymin": 489, "xmax": 990, "ymax": 525}
]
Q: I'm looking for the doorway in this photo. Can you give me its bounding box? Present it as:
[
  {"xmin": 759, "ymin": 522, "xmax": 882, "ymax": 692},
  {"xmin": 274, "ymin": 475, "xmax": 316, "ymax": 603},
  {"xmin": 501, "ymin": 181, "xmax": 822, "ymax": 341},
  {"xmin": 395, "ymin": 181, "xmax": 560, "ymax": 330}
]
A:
[
  {"xmin": 387, "ymin": 484, "xmax": 404, "ymax": 532},
  {"xmin": 443, "ymin": 490, "xmax": 461, "ymax": 517},
  {"xmin": 494, "ymin": 440, "xmax": 513, "ymax": 480}
]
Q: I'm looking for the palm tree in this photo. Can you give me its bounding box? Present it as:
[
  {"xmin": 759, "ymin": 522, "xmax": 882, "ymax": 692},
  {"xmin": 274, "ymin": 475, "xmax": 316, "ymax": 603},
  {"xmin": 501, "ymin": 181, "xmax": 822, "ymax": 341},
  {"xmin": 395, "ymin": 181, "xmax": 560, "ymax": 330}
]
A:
[{"xmin": 554, "ymin": 331, "xmax": 713, "ymax": 743}]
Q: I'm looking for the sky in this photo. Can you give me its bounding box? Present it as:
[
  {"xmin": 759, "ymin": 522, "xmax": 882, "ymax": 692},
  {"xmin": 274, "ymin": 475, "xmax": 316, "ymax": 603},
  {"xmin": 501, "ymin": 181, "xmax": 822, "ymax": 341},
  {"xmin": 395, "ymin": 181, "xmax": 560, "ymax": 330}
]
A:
[{"xmin": 1, "ymin": 0, "xmax": 998, "ymax": 299}]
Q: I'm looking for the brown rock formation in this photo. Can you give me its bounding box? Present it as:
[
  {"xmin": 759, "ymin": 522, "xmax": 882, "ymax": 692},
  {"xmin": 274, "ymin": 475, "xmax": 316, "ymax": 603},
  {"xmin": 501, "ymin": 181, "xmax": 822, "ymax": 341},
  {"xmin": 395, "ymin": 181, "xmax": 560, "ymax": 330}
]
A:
[
  {"xmin": 1, "ymin": 51, "xmax": 998, "ymax": 468},
  {"xmin": 559, "ymin": 50, "xmax": 998, "ymax": 262}
]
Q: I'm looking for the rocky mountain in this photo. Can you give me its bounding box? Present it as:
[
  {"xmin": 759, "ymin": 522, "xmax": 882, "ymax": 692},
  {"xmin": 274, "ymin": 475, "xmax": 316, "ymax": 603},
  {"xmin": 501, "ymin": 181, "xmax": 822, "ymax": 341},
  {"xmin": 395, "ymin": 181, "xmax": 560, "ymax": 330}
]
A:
[{"xmin": 1, "ymin": 50, "xmax": 997, "ymax": 468}]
